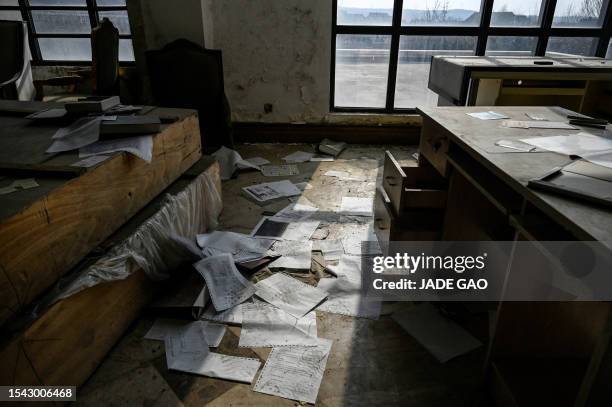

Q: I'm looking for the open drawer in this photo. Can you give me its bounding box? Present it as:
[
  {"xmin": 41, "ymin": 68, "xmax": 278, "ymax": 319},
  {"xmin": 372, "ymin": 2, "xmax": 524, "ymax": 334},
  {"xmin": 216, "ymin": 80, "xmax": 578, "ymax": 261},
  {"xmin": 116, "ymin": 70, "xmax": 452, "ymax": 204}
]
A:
[
  {"xmin": 382, "ymin": 151, "xmax": 447, "ymax": 217},
  {"xmin": 374, "ymin": 186, "xmax": 442, "ymax": 249}
]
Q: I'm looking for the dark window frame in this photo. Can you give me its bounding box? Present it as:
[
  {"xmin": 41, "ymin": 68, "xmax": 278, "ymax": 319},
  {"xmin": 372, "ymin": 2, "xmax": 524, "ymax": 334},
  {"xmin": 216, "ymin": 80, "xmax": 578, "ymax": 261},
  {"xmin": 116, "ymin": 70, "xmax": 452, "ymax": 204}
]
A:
[
  {"xmin": 331, "ymin": 0, "xmax": 612, "ymax": 113},
  {"xmin": 0, "ymin": 0, "xmax": 134, "ymax": 66}
]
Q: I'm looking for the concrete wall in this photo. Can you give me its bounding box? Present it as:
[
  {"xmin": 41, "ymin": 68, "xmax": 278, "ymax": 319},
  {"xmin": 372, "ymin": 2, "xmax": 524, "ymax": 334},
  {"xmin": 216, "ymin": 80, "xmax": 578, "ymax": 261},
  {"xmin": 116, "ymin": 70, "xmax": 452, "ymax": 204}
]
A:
[{"xmin": 204, "ymin": 1, "xmax": 332, "ymax": 123}]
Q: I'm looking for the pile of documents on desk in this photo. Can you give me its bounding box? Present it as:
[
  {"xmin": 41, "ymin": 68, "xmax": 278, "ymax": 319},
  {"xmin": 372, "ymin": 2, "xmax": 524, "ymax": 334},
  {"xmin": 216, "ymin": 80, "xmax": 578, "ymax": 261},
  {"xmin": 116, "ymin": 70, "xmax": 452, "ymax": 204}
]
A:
[{"xmin": 29, "ymin": 99, "xmax": 160, "ymax": 163}]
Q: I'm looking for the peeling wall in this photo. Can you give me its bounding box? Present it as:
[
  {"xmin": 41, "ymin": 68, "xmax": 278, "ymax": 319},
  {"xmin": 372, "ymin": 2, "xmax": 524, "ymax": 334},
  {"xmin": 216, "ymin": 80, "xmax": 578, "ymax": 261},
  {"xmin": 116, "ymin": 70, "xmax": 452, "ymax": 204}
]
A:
[{"xmin": 205, "ymin": 0, "xmax": 332, "ymax": 123}]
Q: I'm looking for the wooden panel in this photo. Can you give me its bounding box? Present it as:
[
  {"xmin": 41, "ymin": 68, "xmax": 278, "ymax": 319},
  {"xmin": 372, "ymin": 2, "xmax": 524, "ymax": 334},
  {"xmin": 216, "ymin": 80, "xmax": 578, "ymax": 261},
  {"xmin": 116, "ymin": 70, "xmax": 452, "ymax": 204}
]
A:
[
  {"xmin": 418, "ymin": 117, "xmax": 450, "ymax": 177},
  {"xmin": 0, "ymin": 111, "xmax": 202, "ymax": 327},
  {"xmin": 0, "ymin": 159, "xmax": 221, "ymax": 388}
]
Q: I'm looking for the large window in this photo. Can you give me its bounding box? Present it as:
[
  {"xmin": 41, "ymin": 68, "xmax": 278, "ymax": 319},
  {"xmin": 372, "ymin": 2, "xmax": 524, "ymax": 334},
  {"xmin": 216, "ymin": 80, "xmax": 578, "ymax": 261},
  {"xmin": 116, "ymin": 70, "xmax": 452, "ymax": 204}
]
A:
[
  {"xmin": 332, "ymin": 0, "xmax": 612, "ymax": 112},
  {"xmin": 0, "ymin": 0, "xmax": 134, "ymax": 64}
]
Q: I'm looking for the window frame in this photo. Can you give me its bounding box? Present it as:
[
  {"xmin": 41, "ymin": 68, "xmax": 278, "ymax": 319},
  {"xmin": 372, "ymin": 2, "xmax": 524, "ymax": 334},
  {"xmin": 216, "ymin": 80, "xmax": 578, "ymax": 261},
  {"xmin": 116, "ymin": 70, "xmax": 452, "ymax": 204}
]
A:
[
  {"xmin": 0, "ymin": 0, "xmax": 134, "ymax": 66},
  {"xmin": 331, "ymin": 0, "xmax": 612, "ymax": 113}
]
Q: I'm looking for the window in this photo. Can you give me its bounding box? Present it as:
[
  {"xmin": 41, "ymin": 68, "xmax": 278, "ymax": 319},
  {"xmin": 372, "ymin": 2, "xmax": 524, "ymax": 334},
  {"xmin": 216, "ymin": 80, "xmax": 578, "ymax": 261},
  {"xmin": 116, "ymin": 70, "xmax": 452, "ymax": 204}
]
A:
[
  {"xmin": 0, "ymin": 0, "xmax": 134, "ymax": 64},
  {"xmin": 331, "ymin": 0, "xmax": 612, "ymax": 111}
]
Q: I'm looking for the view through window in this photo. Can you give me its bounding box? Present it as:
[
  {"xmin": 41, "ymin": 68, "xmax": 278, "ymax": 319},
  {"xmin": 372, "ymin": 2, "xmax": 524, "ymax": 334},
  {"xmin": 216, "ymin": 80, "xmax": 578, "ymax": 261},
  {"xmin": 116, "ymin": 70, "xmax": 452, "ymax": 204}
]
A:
[
  {"xmin": 332, "ymin": 0, "xmax": 612, "ymax": 111},
  {"xmin": 0, "ymin": 0, "xmax": 134, "ymax": 63}
]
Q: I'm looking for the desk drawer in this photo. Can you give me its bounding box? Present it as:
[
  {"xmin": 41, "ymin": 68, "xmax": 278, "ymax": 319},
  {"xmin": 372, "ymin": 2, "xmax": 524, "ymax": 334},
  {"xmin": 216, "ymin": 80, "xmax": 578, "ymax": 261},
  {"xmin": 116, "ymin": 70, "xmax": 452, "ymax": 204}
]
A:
[
  {"xmin": 374, "ymin": 187, "xmax": 442, "ymax": 249},
  {"xmin": 382, "ymin": 151, "xmax": 447, "ymax": 216}
]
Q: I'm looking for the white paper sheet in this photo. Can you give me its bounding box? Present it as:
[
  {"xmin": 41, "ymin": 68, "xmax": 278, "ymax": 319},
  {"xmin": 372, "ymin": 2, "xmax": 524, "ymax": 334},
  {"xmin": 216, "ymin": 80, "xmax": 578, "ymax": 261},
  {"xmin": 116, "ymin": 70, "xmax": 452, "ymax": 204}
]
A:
[
  {"xmin": 253, "ymin": 339, "xmax": 333, "ymax": 404},
  {"xmin": 312, "ymin": 239, "xmax": 344, "ymax": 262},
  {"xmin": 196, "ymin": 231, "xmax": 275, "ymax": 263},
  {"xmin": 261, "ymin": 164, "xmax": 299, "ymax": 177},
  {"xmin": 79, "ymin": 135, "xmax": 153, "ymax": 162},
  {"xmin": 310, "ymin": 155, "xmax": 334, "ymax": 162},
  {"xmin": 267, "ymin": 240, "xmax": 313, "ymax": 270},
  {"xmin": 326, "ymin": 255, "xmax": 363, "ymax": 284},
  {"xmin": 295, "ymin": 181, "xmax": 313, "ymax": 191},
  {"xmin": 194, "ymin": 254, "xmax": 255, "ymax": 311},
  {"xmin": 243, "ymin": 157, "xmax": 270, "ymax": 167},
  {"xmin": 255, "ymin": 273, "xmax": 327, "ymax": 318},
  {"xmin": 70, "ymin": 155, "xmax": 111, "ymax": 168},
  {"xmin": 316, "ymin": 278, "xmax": 381, "ymax": 319},
  {"xmin": 164, "ymin": 329, "xmax": 260, "ymax": 383},
  {"xmin": 494, "ymin": 139, "xmax": 537, "ymax": 152},
  {"xmin": 466, "ymin": 111, "xmax": 509, "ymax": 120},
  {"xmin": 47, "ymin": 117, "xmax": 102, "ymax": 153},
  {"xmin": 501, "ymin": 120, "xmax": 576, "ymax": 129},
  {"xmin": 521, "ymin": 132, "xmax": 612, "ymax": 157},
  {"xmin": 144, "ymin": 319, "xmax": 226, "ymax": 347},
  {"xmin": 340, "ymin": 197, "xmax": 374, "ymax": 216},
  {"xmin": 212, "ymin": 146, "xmax": 261, "ymax": 180},
  {"xmin": 283, "ymin": 151, "xmax": 315, "ymax": 163},
  {"xmin": 525, "ymin": 113, "xmax": 548, "ymax": 121},
  {"xmin": 243, "ymin": 180, "xmax": 301, "ymax": 202},
  {"xmin": 341, "ymin": 225, "xmax": 381, "ymax": 255},
  {"xmin": 391, "ymin": 303, "xmax": 482, "ymax": 363},
  {"xmin": 239, "ymin": 300, "xmax": 318, "ymax": 347},
  {"xmin": 270, "ymin": 201, "xmax": 318, "ymax": 222},
  {"xmin": 251, "ymin": 217, "xmax": 320, "ymax": 241},
  {"xmin": 583, "ymin": 151, "xmax": 612, "ymax": 169},
  {"xmin": 201, "ymin": 302, "xmax": 245, "ymax": 325}
]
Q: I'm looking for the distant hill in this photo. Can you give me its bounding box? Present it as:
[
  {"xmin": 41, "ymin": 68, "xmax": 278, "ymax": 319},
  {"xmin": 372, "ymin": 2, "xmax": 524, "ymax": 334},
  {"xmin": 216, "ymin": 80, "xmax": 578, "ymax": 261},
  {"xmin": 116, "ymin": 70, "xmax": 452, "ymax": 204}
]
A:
[{"xmin": 340, "ymin": 7, "xmax": 478, "ymax": 22}]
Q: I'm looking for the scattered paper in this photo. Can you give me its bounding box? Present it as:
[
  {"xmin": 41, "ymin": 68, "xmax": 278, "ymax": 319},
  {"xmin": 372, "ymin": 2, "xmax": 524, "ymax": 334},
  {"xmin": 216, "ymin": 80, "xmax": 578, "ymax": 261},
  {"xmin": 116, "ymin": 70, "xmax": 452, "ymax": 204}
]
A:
[
  {"xmin": 467, "ymin": 111, "xmax": 510, "ymax": 120},
  {"xmin": 317, "ymin": 278, "xmax": 381, "ymax": 319},
  {"xmin": 239, "ymin": 300, "xmax": 318, "ymax": 347},
  {"xmin": 165, "ymin": 327, "xmax": 260, "ymax": 383},
  {"xmin": 213, "ymin": 146, "xmax": 261, "ymax": 180},
  {"xmin": 201, "ymin": 302, "xmax": 245, "ymax": 325},
  {"xmin": 251, "ymin": 217, "xmax": 320, "ymax": 241},
  {"xmin": 0, "ymin": 178, "xmax": 39, "ymax": 195},
  {"xmin": 71, "ymin": 155, "xmax": 110, "ymax": 168},
  {"xmin": 494, "ymin": 139, "xmax": 536, "ymax": 152},
  {"xmin": 243, "ymin": 157, "xmax": 270, "ymax": 167},
  {"xmin": 310, "ymin": 155, "xmax": 334, "ymax": 162},
  {"xmin": 196, "ymin": 231, "xmax": 275, "ymax": 263},
  {"xmin": 261, "ymin": 164, "xmax": 299, "ymax": 177},
  {"xmin": 312, "ymin": 239, "xmax": 344, "ymax": 262},
  {"xmin": 47, "ymin": 117, "xmax": 102, "ymax": 153},
  {"xmin": 295, "ymin": 181, "xmax": 313, "ymax": 191},
  {"xmin": 79, "ymin": 135, "xmax": 153, "ymax": 162},
  {"xmin": 521, "ymin": 132, "xmax": 612, "ymax": 157},
  {"xmin": 340, "ymin": 197, "xmax": 374, "ymax": 217},
  {"xmin": 271, "ymin": 201, "xmax": 318, "ymax": 222},
  {"xmin": 501, "ymin": 120, "xmax": 576, "ymax": 130},
  {"xmin": 243, "ymin": 180, "xmax": 301, "ymax": 202},
  {"xmin": 253, "ymin": 339, "xmax": 333, "ymax": 404},
  {"xmin": 341, "ymin": 225, "xmax": 381, "ymax": 255},
  {"xmin": 144, "ymin": 319, "xmax": 226, "ymax": 347},
  {"xmin": 255, "ymin": 273, "xmax": 327, "ymax": 318},
  {"xmin": 283, "ymin": 151, "xmax": 314, "ymax": 163},
  {"xmin": 583, "ymin": 151, "xmax": 612, "ymax": 170},
  {"xmin": 26, "ymin": 108, "xmax": 67, "ymax": 119},
  {"xmin": 525, "ymin": 113, "xmax": 548, "ymax": 121},
  {"xmin": 326, "ymin": 255, "xmax": 363, "ymax": 284},
  {"xmin": 267, "ymin": 240, "xmax": 313, "ymax": 270},
  {"xmin": 194, "ymin": 254, "xmax": 255, "ymax": 311},
  {"xmin": 391, "ymin": 303, "xmax": 482, "ymax": 363}
]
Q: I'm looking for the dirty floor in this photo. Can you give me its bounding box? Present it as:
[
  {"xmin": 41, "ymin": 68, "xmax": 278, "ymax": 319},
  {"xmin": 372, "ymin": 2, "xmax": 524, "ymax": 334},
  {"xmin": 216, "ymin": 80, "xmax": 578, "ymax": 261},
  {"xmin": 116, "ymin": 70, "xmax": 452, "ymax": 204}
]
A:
[{"xmin": 75, "ymin": 143, "xmax": 489, "ymax": 407}]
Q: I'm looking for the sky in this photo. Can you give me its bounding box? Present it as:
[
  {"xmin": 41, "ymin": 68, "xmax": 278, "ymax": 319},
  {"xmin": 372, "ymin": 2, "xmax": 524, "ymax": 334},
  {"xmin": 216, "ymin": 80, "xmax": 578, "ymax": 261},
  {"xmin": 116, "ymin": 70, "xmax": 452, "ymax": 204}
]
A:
[{"xmin": 338, "ymin": 0, "xmax": 582, "ymax": 16}]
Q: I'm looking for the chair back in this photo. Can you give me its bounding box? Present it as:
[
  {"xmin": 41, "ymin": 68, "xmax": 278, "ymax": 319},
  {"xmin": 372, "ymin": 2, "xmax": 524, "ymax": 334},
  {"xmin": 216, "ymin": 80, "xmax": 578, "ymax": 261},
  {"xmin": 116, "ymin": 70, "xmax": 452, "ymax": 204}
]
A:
[{"xmin": 91, "ymin": 18, "xmax": 119, "ymax": 96}]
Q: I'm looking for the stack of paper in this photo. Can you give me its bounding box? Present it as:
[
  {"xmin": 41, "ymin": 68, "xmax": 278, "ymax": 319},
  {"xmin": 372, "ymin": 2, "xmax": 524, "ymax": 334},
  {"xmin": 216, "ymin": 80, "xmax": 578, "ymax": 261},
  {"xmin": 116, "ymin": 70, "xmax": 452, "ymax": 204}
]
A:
[
  {"xmin": 196, "ymin": 231, "xmax": 275, "ymax": 263},
  {"xmin": 266, "ymin": 240, "xmax": 313, "ymax": 270}
]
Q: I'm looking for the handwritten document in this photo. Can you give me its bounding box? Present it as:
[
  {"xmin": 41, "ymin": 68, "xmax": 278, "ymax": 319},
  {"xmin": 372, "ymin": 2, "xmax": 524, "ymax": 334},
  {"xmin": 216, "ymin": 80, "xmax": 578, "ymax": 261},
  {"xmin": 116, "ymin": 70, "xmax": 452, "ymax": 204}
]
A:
[
  {"xmin": 261, "ymin": 164, "xmax": 299, "ymax": 177},
  {"xmin": 194, "ymin": 254, "xmax": 255, "ymax": 311},
  {"xmin": 164, "ymin": 326, "xmax": 260, "ymax": 383},
  {"xmin": 316, "ymin": 278, "xmax": 381, "ymax": 320},
  {"xmin": 267, "ymin": 240, "xmax": 313, "ymax": 270},
  {"xmin": 196, "ymin": 231, "xmax": 275, "ymax": 263},
  {"xmin": 253, "ymin": 339, "xmax": 333, "ymax": 403},
  {"xmin": 201, "ymin": 302, "xmax": 246, "ymax": 325},
  {"xmin": 145, "ymin": 319, "xmax": 226, "ymax": 347},
  {"xmin": 255, "ymin": 273, "xmax": 327, "ymax": 318},
  {"xmin": 239, "ymin": 300, "xmax": 318, "ymax": 348}
]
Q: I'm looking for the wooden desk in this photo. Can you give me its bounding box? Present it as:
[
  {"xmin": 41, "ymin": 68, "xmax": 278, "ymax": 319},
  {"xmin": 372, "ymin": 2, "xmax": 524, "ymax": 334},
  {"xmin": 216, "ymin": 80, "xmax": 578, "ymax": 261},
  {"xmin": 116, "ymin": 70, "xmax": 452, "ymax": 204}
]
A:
[
  {"xmin": 0, "ymin": 101, "xmax": 202, "ymax": 327},
  {"xmin": 384, "ymin": 106, "xmax": 612, "ymax": 406},
  {"xmin": 429, "ymin": 56, "xmax": 612, "ymax": 119}
]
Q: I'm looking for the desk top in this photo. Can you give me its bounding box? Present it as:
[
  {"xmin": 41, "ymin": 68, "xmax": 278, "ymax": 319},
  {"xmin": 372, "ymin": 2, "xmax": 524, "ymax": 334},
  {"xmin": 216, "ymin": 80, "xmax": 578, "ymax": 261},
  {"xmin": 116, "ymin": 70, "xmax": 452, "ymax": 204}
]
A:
[
  {"xmin": 429, "ymin": 56, "xmax": 612, "ymax": 104},
  {"xmin": 417, "ymin": 105, "xmax": 612, "ymax": 246}
]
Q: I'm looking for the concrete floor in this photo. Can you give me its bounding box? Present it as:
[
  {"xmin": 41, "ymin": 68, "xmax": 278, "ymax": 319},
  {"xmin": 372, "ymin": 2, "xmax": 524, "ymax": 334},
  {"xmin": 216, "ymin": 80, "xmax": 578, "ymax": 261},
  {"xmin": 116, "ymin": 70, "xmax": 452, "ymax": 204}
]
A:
[{"xmin": 76, "ymin": 143, "xmax": 488, "ymax": 407}]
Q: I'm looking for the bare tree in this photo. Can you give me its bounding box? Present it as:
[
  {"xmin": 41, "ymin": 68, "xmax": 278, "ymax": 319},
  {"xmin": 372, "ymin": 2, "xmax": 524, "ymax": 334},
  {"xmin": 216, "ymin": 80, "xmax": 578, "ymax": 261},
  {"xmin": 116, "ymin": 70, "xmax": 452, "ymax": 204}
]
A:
[
  {"xmin": 580, "ymin": 0, "xmax": 603, "ymax": 18},
  {"xmin": 424, "ymin": 0, "xmax": 449, "ymax": 23}
]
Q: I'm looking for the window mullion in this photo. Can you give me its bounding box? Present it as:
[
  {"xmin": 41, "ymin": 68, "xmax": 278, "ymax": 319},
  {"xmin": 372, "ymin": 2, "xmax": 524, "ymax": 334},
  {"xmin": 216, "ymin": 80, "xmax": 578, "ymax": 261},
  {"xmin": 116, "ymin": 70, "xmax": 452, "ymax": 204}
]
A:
[
  {"xmin": 476, "ymin": 0, "xmax": 494, "ymax": 55},
  {"xmin": 18, "ymin": 0, "xmax": 42, "ymax": 61},
  {"xmin": 85, "ymin": 0, "xmax": 98, "ymax": 30},
  {"xmin": 536, "ymin": 0, "xmax": 557, "ymax": 56},
  {"xmin": 385, "ymin": 0, "xmax": 403, "ymax": 111}
]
